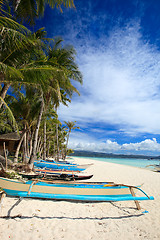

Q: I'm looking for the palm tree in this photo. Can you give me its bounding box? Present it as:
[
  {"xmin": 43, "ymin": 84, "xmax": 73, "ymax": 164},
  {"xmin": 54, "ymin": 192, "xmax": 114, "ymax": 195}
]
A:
[
  {"xmin": 0, "ymin": 3, "xmax": 83, "ymax": 170},
  {"xmin": 28, "ymin": 39, "xmax": 82, "ymax": 165},
  {"xmin": 42, "ymin": 105, "xmax": 57, "ymax": 160},
  {"xmin": 28, "ymin": 93, "xmax": 44, "ymax": 168},
  {"xmin": 64, "ymin": 121, "xmax": 79, "ymax": 160},
  {"xmin": 2, "ymin": 0, "xmax": 75, "ymax": 25},
  {"xmin": 0, "ymin": 15, "xmax": 48, "ymax": 107},
  {"xmin": 9, "ymin": 87, "xmax": 41, "ymax": 162}
]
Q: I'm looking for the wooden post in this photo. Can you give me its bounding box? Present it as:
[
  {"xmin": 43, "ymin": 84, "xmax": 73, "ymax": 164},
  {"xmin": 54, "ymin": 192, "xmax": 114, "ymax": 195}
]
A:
[
  {"xmin": 130, "ymin": 187, "xmax": 141, "ymax": 210},
  {"xmin": 3, "ymin": 142, "xmax": 8, "ymax": 170}
]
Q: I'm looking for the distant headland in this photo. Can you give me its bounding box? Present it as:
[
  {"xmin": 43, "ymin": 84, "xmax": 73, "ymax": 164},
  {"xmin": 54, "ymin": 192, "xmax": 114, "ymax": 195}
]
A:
[{"xmin": 69, "ymin": 150, "xmax": 160, "ymax": 160}]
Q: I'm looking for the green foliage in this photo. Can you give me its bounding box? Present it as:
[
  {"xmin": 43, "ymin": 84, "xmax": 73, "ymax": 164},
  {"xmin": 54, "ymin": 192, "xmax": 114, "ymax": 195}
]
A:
[
  {"xmin": 0, "ymin": 96, "xmax": 18, "ymax": 132},
  {"xmin": 0, "ymin": 1, "xmax": 83, "ymax": 162},
  {"xmin": 1, "ymin": 0, "xmax": 75, "ymax": 25},
  {"xmin": 0, "ymin": 110, "xmax": 15, "ymax": 134},
  {"xmin": 67, "ymin": 148, "xmax": 74, "ymax": 155}
]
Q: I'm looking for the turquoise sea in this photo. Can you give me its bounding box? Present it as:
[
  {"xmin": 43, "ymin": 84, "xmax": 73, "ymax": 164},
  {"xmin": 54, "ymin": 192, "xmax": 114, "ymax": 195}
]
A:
[{"xmin": 74, "ymin": 156, "xmax": 160, "ymax": 169}]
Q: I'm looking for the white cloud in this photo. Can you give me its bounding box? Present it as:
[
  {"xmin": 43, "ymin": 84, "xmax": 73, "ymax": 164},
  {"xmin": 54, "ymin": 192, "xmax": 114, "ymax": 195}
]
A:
[
  {"xmin": 68, "ymin": 137, "xmax": 160, "ymax": 155},
  {"xmin": 59, "ymin": 21, "xmax": 160, "ymax": 135}
]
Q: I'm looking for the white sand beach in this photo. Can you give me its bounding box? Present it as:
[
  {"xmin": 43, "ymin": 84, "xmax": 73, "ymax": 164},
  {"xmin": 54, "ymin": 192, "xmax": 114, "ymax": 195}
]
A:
[{"xmin": 0, "ymin": 157, "xmax": 160, "ymax": 240}]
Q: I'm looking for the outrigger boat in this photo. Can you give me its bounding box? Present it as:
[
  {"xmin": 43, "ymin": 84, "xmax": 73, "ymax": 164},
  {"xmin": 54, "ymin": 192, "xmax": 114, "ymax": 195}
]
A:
[
  {"xmin": 19, "ymin": 171, "xmax": 93, "ymax": 181},
  {"xmin": 46, "ymin": 158, "xmax": 78, "ymax": 165},
  {"xmin": 146, "ymin": 164, "xmax": 160, "ymax": 172},
  {"xmin": 37, "ymin": 159, "xmax": 93, "ymax": 168},
  {"xmin": 34, "ymin": 168, "xmax": 82, "ymax": 175},
  {"xmin": 0, "ymin": 177, "xmax": 154, "ymax": 209},
  {"xmin": 34, "ymin": 168, "xmax": 93, "ymax": 181},
  {"xmin": 154, "ymin": 165, "xmax": 160, "ymax": 172},
  {"xmin": 45, "ymin": 158, "xmax": 93, "ymax": 167},
  {"xmin": 34, "ymin": 160, "xmax": 91, "ymax": 172}
]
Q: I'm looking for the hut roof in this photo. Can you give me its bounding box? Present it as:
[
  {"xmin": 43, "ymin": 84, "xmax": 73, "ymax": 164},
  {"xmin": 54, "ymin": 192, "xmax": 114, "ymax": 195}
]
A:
[{"xmin": 0, "ymin": 132, "xmax": 20, "ymax": 141}]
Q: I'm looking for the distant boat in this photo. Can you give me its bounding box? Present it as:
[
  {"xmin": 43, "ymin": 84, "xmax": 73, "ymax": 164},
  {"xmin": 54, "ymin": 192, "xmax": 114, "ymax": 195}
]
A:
[
  {"xmin": 0, "ymin": 177, "xmax": 154, "ymax": 209},
  {"xmin": 154, "ymin": 165, "xmax": 160, "ymax": 172},
  {"xmin": 146, "ymin": 164, "xmax": 160, "ymax": 172}
]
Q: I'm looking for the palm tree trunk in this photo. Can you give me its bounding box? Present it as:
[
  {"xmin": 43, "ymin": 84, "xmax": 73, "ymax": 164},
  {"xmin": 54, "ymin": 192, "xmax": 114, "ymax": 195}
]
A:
[
  {"xmin": 64, "ymin": 132, "xmax": 70, "ymax": 160},
  {"xmin": 26, "ymin": 131, "xmax": 30, "ymax": 158},
  {"xmin": 39, "ymin": 145, "xmax": 43, "ymax": 158},
  {"xmin": 29, "ymin": 130, "xmax": 34, "ymax": 158},
  {"xmin": 36, "ymin": 136, "xmax": 41, "ymax": 154},
  {"xmin": 22, "ymin": 129, "xmax": 27, "ymax": 163},
  {"xmin": 28, "ymin": 99, "xmax": 44, "ymax": 169},
  {"xmin": 56, "ymin": 122, "xmax": 60, "ymax": 161},
  {"xmin": 43, "ymin": 120, "xmax": 46, "ymax": 161},
  {"xmin": 0, "ymin": 83, "xmax": 11, "ymax": 109},
  {"xmin": 15, "ymin": 0, "xmax": 21, "ymax": 11},
  {"xmin": 47, "ymin": 140, "xmax": 50, "ymax": 157},
  {"xmin": 14, "ymin": 129, "xmax": 27, "ymax": 163}
]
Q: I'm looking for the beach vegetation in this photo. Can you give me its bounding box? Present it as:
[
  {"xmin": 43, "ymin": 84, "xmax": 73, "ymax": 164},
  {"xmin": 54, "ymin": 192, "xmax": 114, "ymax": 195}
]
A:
[{"xmin": 0, "ymin": 0, "xmax": 82, "ymax": 171}]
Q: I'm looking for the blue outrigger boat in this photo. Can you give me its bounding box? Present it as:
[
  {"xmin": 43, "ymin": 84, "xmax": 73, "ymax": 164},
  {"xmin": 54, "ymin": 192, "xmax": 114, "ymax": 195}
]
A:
[
  {"xmin": 0, "ymin": 177, "xmax": 154, "ymax": 209},
  {"xmin": 34, "ymin": 160, "xmax": 91, "ymax": 172}
]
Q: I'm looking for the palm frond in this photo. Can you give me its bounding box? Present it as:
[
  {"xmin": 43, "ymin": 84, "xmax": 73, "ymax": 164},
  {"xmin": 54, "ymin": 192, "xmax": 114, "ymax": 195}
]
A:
[
  {"xmin": 0, "ymin": 16, "xmax": 30, "ymax": 34},
  {"xmin": 0, "ymin": 62, "xmax": 23, "ymax": 80},
  {"xmin": 14, "ymin": 0, "xmax": 37, "ymax": 25},
  {"xmin": 46, "ymin": 0, "xmax": 75, "ymax": 12},
  {"xmin": 0, "ymin": 96, "xmax": 19, "ymax": 132}
]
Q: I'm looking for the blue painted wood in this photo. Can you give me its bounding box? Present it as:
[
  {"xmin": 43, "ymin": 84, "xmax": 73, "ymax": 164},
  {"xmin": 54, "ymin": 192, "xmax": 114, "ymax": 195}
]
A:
[
  {"xmin": 34, "ymin": 161, "xmax": 86, "ymax": 171},
  {"xmin": 3, "ymin": 189, "xmax": 154, "ymax": 202},
  {"xmin": 41, "ymin": 159, "xmax": 77, "ymax": 165},
  {"xmin": 0, "ymin": 177, "xmax": 154, "ymax": 202}
]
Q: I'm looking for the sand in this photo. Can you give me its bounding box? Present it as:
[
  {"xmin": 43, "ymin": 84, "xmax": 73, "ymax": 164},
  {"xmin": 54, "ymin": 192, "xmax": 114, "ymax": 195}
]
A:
[{"xmin": 0, "ymin": 157, "xmax": 160, "ymax": 240}]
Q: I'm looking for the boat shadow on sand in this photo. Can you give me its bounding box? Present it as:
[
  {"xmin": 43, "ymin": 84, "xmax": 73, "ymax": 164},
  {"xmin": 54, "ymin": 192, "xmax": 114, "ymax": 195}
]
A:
[{"xmin": 0, "ymin": 197, "xmax": 144, "ymax": 220}]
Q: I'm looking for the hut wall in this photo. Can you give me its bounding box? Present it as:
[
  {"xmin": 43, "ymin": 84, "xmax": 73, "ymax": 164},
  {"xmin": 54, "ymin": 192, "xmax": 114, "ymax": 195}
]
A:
[{"xmin": 0, "ymin": 140, "xmax": 18, "ymax": 156}]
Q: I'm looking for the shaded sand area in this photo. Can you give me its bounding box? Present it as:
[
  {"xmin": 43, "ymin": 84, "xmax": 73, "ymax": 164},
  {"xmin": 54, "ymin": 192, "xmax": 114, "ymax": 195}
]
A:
[{"xmin": 0, "ymin": 157, "xmax": 160, "ymax": 240}]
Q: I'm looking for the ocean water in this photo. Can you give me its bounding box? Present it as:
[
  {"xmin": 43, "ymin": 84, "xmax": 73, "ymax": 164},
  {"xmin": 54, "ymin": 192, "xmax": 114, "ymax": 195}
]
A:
[{"xmin": 74, "ymin": 156, "xmax": 160, "ymax": 169}]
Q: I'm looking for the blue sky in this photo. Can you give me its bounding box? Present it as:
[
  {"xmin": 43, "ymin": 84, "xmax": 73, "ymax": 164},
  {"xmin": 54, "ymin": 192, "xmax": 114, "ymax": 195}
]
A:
[{"xmin": 36, "ymin": 0, "xmax": 160, "ymax": 155}]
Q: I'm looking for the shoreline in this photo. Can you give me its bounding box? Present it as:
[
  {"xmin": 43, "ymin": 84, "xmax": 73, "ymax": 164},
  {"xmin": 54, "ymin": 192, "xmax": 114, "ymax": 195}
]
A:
[
  {"xmin": 70, "ymin": 155, "xmax": 159, "ymax": 170},
  {"xmin": 0, "ymin": 157, "xmax": 160, "ymax": 240}
]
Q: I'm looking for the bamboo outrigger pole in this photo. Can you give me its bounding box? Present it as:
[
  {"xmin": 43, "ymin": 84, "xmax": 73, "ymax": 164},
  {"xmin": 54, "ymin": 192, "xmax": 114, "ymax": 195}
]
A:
[{"xmin": 129, "ymin": 187, "xmax": 141, "ymax": 210}]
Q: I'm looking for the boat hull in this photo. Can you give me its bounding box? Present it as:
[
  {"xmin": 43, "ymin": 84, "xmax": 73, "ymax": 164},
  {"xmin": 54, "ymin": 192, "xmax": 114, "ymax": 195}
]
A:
[
  {"xmin": 35, "ymin": 168, "xmax": 82, "ymax": 175},
  {"xmin": 20, "ymin": 172, "xmax": 93, "ymax": 181},
  {"xmin": 41, "ymin": 159, "xmax": 93, "ymax": 169},
  {"xmin": 0, "ymin": 177, "xmax": 154, "ymax": 202},
  {"xmin": 34, "ymin": 161, "xmax": 86, "ymax": 171}
]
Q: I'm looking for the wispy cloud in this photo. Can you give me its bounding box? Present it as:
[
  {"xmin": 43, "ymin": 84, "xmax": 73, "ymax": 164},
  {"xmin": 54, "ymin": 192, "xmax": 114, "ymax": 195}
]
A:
[
  {"xmin": 49, "ymin": 3, "xmax": 160, "ymax": 155},
  {"xmin": 59, "ymin": 21, "xmax": 160, "ymax": 137}
]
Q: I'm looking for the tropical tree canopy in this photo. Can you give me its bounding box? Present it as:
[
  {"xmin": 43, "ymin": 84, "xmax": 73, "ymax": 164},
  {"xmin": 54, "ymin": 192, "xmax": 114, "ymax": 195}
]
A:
[
  {"xmin": 1, "ymin": 0, "xmax": 75, "ymax": 25},
  {"xmin": 0, "ymin": 0, "xmax": 82, "ymax": 171}
]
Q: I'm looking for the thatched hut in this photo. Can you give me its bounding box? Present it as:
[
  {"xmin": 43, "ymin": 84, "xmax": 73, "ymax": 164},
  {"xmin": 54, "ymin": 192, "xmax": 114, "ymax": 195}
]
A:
[{"xmin": 0, "ymin": 132, "xmax": 20, "ymax": 156}]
